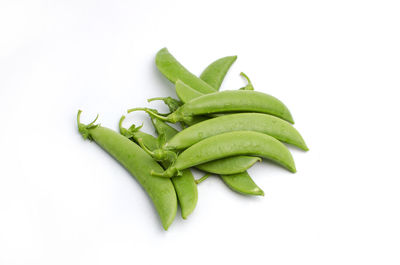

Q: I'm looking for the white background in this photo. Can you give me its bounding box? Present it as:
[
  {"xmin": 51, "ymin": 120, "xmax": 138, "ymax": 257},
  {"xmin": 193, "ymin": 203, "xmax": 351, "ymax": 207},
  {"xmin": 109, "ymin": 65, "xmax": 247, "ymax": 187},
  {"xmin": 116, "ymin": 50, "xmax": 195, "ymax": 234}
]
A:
[{"xmin": 1, "ymin": 0, "xmax": 400, "ymax": 264}]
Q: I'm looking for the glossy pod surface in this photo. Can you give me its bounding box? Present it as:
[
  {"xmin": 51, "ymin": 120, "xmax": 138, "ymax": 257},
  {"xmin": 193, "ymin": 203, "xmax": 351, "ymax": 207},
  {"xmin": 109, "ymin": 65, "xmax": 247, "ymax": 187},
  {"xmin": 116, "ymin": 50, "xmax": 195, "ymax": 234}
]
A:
[
  {"xmin": 157, "ymin": 131, "xmax": 296, "ymax": 177},
  {"xmin": 196, "ymin": 156, "xmax": 261, "ymax": 175},
  {"xmin": 155, "ymin": 48, "xmax": 216, "ymax": 94},
  {"xmin": 221, "ymin": 172, "xmax": 264, "ymax": 196},
  {"xmin": 199, "ymin": 56, "xmax": 237, "ymax": 90},
  {"xmin": 79, "ymin": 123, "xmax": 177, "ymax": 230},
  {"xmin": 164, "ymin": 113, "xmax": 308, "ymax": 151},
  {"xmin": 175, "ymin": 90, "xmax": 294, "ymax": 124}
]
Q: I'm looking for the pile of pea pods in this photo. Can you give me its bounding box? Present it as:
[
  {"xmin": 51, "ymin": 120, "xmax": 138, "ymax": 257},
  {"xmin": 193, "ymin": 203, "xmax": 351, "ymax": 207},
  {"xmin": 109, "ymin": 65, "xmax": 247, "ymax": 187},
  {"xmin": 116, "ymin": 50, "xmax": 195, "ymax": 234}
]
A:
[{"xmin": 77, "ymin": 48, "xmax": 308, "ymax": 230}]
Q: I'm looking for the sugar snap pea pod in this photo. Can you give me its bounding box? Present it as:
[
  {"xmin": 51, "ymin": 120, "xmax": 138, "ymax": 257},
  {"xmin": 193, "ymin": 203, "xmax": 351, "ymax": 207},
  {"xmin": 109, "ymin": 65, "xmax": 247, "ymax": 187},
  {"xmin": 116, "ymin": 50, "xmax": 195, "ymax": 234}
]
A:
[
  {"xmin": 199, "ymin": 55, "xmax": 237, "ymax": 90},
  {"xmin": 221, "ymin": 172, "xmax": 264, "ymax": 196},
  {"xmin": 145, "ymin": 115, "xmax": 263, "ymax": 175},
  {"xmin": 163, "ymin": 113, "xmax": 308, "ymax": 151},
  {"xmin": 129, "ymin": 90, "xmax": 294, "ymax": 124},
  {"xmin": 152, "ymin": 131, "xmax": 296, "ymax": 178},
  {"xmin": 77, "ymin": 111, "xmax": 177, "ymax": 230},
  {"xmin": 155, "ymin": 48, "xmax": 216, "ymax": 94},
  {"xmin": 119, "ymin": 117, "xmax": 197, "ymax": 219},
  {"xmin": 195, "ymin": 156, "xmax": 261, "ymax": 175},
  {"xmin": 169, "ymin": 169, "xmax": 197, "ymax": 219}
]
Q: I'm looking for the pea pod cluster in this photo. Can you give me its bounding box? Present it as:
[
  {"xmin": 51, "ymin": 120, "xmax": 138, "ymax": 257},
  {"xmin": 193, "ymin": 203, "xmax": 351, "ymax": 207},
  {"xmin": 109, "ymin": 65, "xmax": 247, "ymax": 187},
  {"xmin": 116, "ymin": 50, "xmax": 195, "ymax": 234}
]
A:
[{"xmin": 77, "ymin": 47, "xmax": 308, "ymax": 230}]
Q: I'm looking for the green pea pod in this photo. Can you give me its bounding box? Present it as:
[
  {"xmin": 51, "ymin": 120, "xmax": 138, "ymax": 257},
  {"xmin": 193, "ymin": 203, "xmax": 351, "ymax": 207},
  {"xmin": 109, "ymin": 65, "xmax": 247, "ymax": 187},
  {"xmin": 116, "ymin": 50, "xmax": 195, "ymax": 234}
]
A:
[
  {"xmin": 153, "ymin": 131, "xmax": 296, "ymax": 178},
  {"xmin": 77, "ymin": 111, "xmax": 177, "ymax": 230},
  {"xmin": 155, "ymin": 48, "xmax": 216, "ymax": 94},
  {"xmin": 199, "ymin": 55, "xmax": 237, "ymax": 90},
  {"xmin": 220, "ymin": 172, "xmax": 264, "ymax": 196},
  {"xmin": 163, "ymin": 113, "xmax": 308, "ymax": 151},
  {"xmin": 119, "ymin": 116, "xmax": 197, "ymax": 220},
  {"xmin": 196, "ymin": 156, "xmax": 261, "ymax": 175},
  {"xmin": 129, "ymin": 90, "xmax": 294, "ymax": 124}
]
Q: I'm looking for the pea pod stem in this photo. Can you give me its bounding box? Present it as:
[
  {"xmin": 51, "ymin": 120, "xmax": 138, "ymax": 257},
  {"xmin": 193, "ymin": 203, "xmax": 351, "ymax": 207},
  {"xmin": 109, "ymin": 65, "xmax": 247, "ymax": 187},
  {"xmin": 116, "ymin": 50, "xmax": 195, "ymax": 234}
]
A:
[
  {"xmin": 240, "ymin": 72, "xmax": 251, "ymax": 83},
  {"xmin": 195, "ymin": 173, "xmax": 211, "ymax": 184},
  {"xmin": 77, "ymin": 110, "xmax": 100, "ymax": 139},
  {"xmin": 155, "ymin": 48, "xmax": 216, "ymax": 94},
  {"xmin": 118, "ymin": 115, "xmax": 144, "ymax": 139},
  {"xmin": 128, "ymin": 107, "xmax": 172, "ymax": 122},
  {"xmin": 147, "ymin": 97, "xmax": 183, "ymax": 112},
  {"xmin": 148, "ymin": 97, "xmax": 167, "ymax": 102},
  {"xmin": 137, "ymin": 138, "xmax": 156, "ymax": 157},
  {"xmin": 137, "ymin": 137, "xmax": 177, "ymax": 165},
  {"xmin": 163, "ymin": 113, "xmax": 308, "ymax": 151},
  {"xmin": 239, "ymin": 72, "xmax": 254, "ymax": 91}
]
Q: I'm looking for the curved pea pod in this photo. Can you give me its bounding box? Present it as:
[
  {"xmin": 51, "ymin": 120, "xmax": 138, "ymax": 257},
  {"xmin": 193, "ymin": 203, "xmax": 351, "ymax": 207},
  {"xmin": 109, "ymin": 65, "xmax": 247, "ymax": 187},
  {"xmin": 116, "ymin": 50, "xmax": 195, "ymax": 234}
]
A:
[
  {"xmin": 196, "ymin": 156, "xmax": 261, "ymax": 175},
  {"xmin": 77, "ymin": 111, "xmax": 177, "ymax": 230},
  {"xmin": 129, "ymin": 90, "xmax": 294, "ymax": 124},
  {"xmin": 153, "ymin": 131, "xmax": 296, "ymax": 178},
  {"xmin": 119, "ymin": 117, "xmax": 197, "ymax": 220},
  {"xmin": 199, "ymin": 55, "xmax": 237, "ymax": 90},
  {"xmin": 164, "ymin": 113, "xmax": 308, "ymax": 151},
  {"xmin": 220, "ymin": 172, "xmax": 264, "ymax": 196},
  {"xmin": 155, "ymin": 48, "xmax": 216, "ymax": 94},
  {"xmin": 180, "ymin": 90, "xmax": 294, "ymax": 123}
]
